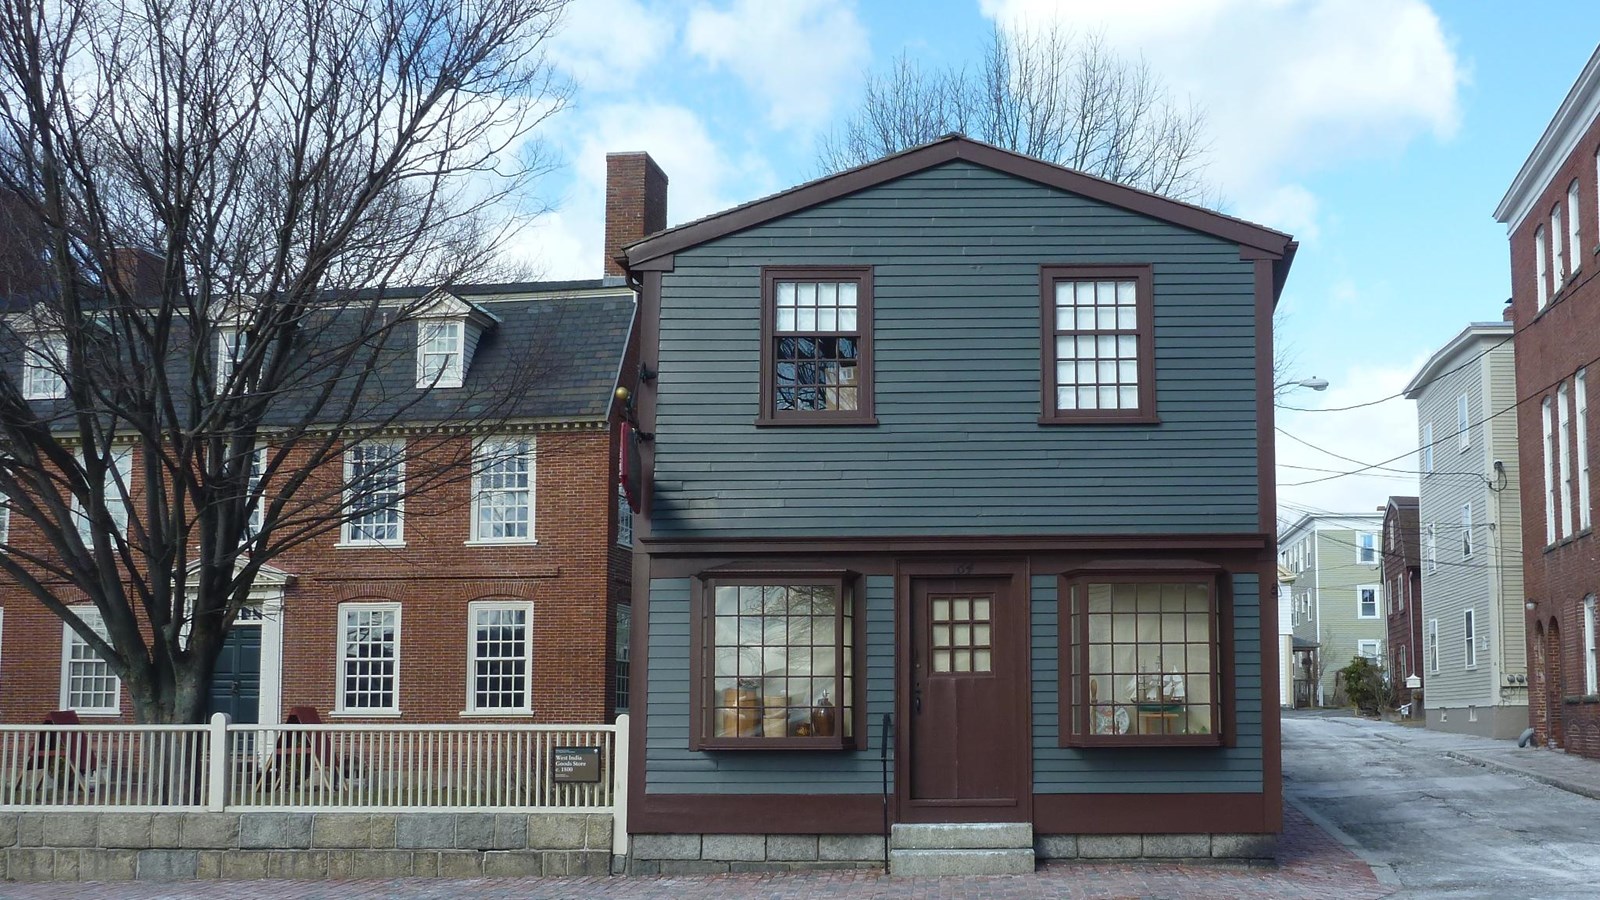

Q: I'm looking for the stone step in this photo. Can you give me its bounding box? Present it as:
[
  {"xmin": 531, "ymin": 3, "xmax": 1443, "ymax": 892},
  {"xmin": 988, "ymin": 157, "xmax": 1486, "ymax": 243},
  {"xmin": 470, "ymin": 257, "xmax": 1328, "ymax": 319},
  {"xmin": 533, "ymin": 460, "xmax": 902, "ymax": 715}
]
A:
[
  {"xmin": 889, "ymin": 847, "xmax": 1036, "ymax": 876},
  {"xmin": 890, "ymin": 822, "xmax": 1034, "ymax": 850}
]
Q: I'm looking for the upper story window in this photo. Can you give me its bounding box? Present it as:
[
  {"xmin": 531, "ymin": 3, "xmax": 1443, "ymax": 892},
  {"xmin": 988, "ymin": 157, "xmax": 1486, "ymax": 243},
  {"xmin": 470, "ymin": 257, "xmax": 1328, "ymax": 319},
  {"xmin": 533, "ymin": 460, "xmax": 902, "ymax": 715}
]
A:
[
  {"xmin": 343, "ymin": 440, "xmax": 405, "ymax": 545},
  {"xmin": 73, "ymin": 447, "xmax": 133, "ymax": 545},
  {"xmin": 1460, "ymin": 502, "xmax": 1473, "ymax": 558},
  {"xmin": 759, "ymin": 267, "xmax": 874, "ymax": 425},
  {"xmin": 1552, "ymin": 204, "xmax": 1566, "ymax": 284},
  {"xmin": 337, "ymin": 602, "xmax": 400, "ymax": 714},
  {"xmin": 1421, "ymin": 422, "xmax": 1434, "ymax": 473},
  {"xmin": 22, "ymin": 333, "xmax": 67, "ymax": 400},
  {"xmin": 1357, "ymin": 585, "xmax": 1380, "ymax": 619},
  {"xmin": 1041, "ymin": 265, "xmax": 1156, "ymax": 424},
  {"xmin": 1544, "ymin": 395, "xmax": 1560, "ymax": 544},
  {"xmin": 467, "ymin": 601, "xmax": 533, "ymax": 714},
  {"xmin": 1356, "ymin": 532, "xmax": 1377, "ymax": 565},
  {"xmin": 1569, "ymin": 180, "xmax": 1583, "ymax": 273},
  {"xmin": 61, "ymin": 608, "xmax": 120, "ymax": 715},
  {"xmin": 1427, "ymin": 618, "xmax": 1439, "ymax": 673},
  {"xmin": 1579, "ymin": 369, "xmax": 1591, "ymax": 532},
  {"xmin": 1535, "ymin": 226, "xmax": 1549, "ymax": 308},
  {"xmin": 417, "ymin": 320, "xmax": 464, "ymax": 388},
  {"xmin": 1425, "ymin": 523, "xmax": 1437, "ymax": 573},
  {"xmin": 1463, "ymin": 608, "xmax": 1477, "ymax": 669},
  {"xmin": 617, "ymin": 483, "xmax": 633, "ymax": 548},
  {"xmin": 1559, "ymin": 382, "xmax": 1575, "ymax": 539},
  {"xmin": 470, "ymin": 437, "xmax": 534, "ymax": 543},
  {"xmin": 1456, "ymin": 394, "xmax": 1470, "ymax": 451}
]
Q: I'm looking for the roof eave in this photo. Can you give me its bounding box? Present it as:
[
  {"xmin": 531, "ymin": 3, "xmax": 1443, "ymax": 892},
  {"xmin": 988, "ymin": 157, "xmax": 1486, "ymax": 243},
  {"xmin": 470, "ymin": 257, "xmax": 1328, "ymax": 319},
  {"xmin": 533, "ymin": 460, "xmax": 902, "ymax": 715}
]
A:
[
  {"xmin": 1495, "ymin": 45, "xmax": 1600, "ymax": 231},
  {"xmin": 1402, "ymin": 322, "xmax": 1514, "ymax": 399}
]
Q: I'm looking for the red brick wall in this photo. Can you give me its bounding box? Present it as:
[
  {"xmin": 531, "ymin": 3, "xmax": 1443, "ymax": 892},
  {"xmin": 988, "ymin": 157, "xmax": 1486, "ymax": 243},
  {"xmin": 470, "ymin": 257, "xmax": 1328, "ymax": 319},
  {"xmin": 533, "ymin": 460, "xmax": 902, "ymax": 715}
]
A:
[
  {"xmin": 0, "ymin": 426, "xmax": 628, "ymax": 726},
  {"xmin": 1508, "ymin": 111, "xmax": 1600, "ymax": 755}
]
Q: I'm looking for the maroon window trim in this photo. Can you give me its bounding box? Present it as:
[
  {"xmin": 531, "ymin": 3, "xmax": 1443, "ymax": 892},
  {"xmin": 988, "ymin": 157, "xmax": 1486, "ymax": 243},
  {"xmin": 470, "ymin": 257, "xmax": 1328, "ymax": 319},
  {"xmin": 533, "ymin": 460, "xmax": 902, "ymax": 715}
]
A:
[
  {"xmin": 1057, "ymin": 562, "xmax": 1229, "ymax": 749},
  {"xmin": 689, "ymin": 570, "xmax": 866, "ymax": 751},
  {"xmin": 758, "ymin": 266, "xmax": 877, "ymax": 426},
  {"xmin": 1039, "ymin": 264, "xmax": 1158, "ymax": 425}
]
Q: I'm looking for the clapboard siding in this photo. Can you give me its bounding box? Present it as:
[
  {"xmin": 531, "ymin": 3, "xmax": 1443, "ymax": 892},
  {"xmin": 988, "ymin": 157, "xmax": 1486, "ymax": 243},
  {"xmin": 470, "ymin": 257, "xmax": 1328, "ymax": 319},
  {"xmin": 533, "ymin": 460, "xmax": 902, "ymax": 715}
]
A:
[
  {"xmin": 1030, "ymin": 574, "xmax": 1264, "ymax": 793},
  {"xmin": 644, "ymin": 576, "xmax": 896, "ymax": 794},
  {"xmin": 650, "ymin": 161, "xmax": 1261, "ymax": 538}
]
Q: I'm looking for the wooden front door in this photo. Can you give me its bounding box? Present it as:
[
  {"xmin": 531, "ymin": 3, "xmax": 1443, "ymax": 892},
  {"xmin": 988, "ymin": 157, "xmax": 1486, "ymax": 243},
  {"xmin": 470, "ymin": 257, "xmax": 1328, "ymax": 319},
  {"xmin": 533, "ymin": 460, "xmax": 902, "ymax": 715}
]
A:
[
  {"xmin": 207, "ymin": 623, "xmax": 262, "ymax": 725},
  {"xmin": 904, "ymin": 576, "xmax": 1027, "ymax": 821}
]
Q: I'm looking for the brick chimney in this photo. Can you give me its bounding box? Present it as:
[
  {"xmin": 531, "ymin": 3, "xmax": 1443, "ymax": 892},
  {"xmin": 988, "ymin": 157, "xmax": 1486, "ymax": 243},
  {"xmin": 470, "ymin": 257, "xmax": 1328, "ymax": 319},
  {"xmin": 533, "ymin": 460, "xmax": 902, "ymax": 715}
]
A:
[
  {"xmin": 604, "ymin": 152, "xmax": 668, "ymax": 278},
  {"xmin": 1503, "ymin": 297, "xmax": 1514, "ymax": 323},
  {"xmin": 106, "ymin": 246, "xmax": 164, "ymax": 297}
]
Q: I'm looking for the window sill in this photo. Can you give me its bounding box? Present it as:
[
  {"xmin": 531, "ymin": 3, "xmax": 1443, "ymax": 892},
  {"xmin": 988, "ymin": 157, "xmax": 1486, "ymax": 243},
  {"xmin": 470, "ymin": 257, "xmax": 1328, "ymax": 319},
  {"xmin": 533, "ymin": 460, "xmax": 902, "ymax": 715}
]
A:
[
  {"xmin": 335, "ymin": 540, "xmax": 407, "ymax": 550},
  {"xmin": 1063, "ymin": 734, "xmax": 1223, "ymax": 749},
  {"xmin": 754, "ymin": 414, "xmax": 879, "ymax": 427},
  {"xmin": 462, "ymin": 538, "xmax": 538, "ymax": 547},
  {"xmin": 695, "ymin": 736, "xmax": 854, "ymax": 751},
  {"xmin": 1039, "ymin": 413, "xmax": 1160, "ymax": 426},
  {"xmin": 330, "ymin": 710, "xmax": 402, "ymax": 718},
  {"xmin": 459, "ymin": 710, "xmax": 536, "ymax": 718},
  {"xmin": 67, "ymin": 709, "xmax": 120, "ymax": 718}
]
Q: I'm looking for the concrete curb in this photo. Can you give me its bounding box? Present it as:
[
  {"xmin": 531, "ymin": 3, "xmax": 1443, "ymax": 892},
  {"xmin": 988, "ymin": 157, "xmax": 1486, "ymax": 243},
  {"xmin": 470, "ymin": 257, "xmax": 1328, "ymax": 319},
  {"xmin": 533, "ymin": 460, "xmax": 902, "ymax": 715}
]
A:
[
  {"xmin": 1283, "ymin": 795, "xmax": 1401, "ymax": 891},
  {"xmin": 1440, "ymin": 750, "xmax": 1600, "ymax": 802}
]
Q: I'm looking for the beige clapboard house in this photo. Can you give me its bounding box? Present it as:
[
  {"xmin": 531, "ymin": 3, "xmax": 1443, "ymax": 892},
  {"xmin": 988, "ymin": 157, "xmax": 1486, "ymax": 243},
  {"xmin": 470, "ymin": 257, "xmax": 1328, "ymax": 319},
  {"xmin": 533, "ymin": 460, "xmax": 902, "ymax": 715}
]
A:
[{"xmin": 1279, "ymin": 512, "xmax": 1387, "ymax": 706}]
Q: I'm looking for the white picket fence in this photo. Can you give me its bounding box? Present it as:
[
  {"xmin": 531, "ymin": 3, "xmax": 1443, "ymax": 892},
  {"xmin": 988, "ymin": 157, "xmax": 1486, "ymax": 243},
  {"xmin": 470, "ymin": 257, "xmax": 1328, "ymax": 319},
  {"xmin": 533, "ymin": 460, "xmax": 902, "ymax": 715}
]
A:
[{"xmin": 0, "ymin": 714, "xmax": 630, "ymax": 853}]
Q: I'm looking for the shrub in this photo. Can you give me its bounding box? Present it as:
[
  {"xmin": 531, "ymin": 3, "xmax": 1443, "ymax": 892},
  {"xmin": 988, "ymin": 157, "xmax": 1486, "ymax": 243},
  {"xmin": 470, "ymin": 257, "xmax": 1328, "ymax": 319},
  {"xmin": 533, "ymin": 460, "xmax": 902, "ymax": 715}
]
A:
[{"xmin": 1337, "ymin": 656, "xmax": 1392, "ymax": 715}]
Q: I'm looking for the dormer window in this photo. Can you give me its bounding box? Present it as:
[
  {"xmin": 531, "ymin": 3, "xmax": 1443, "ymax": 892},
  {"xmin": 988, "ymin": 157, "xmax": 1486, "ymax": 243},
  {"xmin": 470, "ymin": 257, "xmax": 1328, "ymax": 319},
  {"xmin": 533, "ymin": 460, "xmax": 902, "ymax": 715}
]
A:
[
  {"xmin": 23, "ymin": 334, "xmax": 67, "ymax": 399},
  {"xmin": 216, "ymin": 327, "xmax": 245, "ymax": 393},
  {"xmin": 417, "ymin": 320, "xmax": 463, "ymax": 388}
]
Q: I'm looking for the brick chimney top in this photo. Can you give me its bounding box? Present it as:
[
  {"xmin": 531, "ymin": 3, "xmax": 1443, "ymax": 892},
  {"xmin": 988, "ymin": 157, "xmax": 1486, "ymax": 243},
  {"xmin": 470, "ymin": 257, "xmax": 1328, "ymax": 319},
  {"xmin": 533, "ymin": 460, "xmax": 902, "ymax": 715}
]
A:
[
  {"xmin": 604, "ymin": 153, "xmax": 668, "ymax": 278},
  {"xmin": 1503, "ymin": 297, "xmax": 1514, "ymax": 322}
]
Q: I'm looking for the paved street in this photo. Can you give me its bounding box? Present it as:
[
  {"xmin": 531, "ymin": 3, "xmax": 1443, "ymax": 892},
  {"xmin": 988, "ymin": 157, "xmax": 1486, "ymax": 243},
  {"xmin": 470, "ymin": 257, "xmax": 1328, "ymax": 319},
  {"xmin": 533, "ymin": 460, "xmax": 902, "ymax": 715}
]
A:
[{"xmin": 1283, "ymin": 711, "xmax": 1600, "ymax": 899}]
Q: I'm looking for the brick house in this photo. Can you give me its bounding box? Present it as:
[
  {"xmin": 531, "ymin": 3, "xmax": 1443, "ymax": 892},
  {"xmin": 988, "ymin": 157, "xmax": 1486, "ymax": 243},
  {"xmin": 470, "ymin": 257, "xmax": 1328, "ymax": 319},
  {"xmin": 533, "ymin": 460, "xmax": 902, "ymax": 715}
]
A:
[
  {"xmin": 1380, "ymin": 496, "xmax": 1422, "ymax": 713},
  {"xmin": 1494, "ymin": 46, "xmax": 1600, "ymax": 756},
  {"xmin": 0, "ymin": 157, "xmax": 664, "ymax": 728}
]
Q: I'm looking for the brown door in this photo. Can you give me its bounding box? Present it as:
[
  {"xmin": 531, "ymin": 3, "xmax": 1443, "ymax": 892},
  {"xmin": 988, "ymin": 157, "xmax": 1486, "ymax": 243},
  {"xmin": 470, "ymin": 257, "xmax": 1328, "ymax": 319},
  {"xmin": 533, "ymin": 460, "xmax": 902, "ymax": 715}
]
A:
[{"xmin": 904, "ymin": 576, "xmax": 1026, "ymax": 821}]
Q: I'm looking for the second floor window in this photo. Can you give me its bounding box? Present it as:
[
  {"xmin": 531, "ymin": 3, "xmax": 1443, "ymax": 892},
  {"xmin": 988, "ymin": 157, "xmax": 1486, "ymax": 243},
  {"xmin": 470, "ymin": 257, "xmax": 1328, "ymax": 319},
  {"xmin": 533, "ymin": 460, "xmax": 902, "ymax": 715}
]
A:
[
  {"xmin": 471, "ymin": 438, "xmax": 533, "ymax": 542},
  {"xmin": 338, "ymin": 603, "xmax": 399, "ymax": 713},
  {"xmin": 23, "ymin": 334, "xmax": 67, "ymax": 400},
  {"xmin": 1426, "ymin": 523, "xmax": 1437, "ymax": 573},
  {"xmin": 1559, "ymin": 382, "xmax": 1574, "ymax": 539},
  {"xmin": 1544, "ymin": 395, "xmax": 1559, "ymax": 544},
  {"xmin": 1041, "ymin": 265, "xmax": 1156, "ymax": 423},
  {"xmin": 417, "ymin": 319, "xmax": 464, "ymax": 388},
  {"xmin": 1460, "ymin": 503, "xmax": 1472, "ymax": 558},
  {"xmin": 1356, "ymin": 532, "xmax": 1377, "ymax": 565},
  {"xmin": 1357, "ymin": 585, "xmax": 1379, "ymax": 619},
  {"xmin": 344, "ymin": 441, "xmax": 404, "ymax": 545},
  {"xmin": 760, "ymin": 267, "xmax": 874, "ymax": 424},
  {"xmin": 1580, "ymin": 369, "xmax": 1592, "ymax": 531},
  {"xmin": 1463, "ymin": 608, "xmax": 1477, "ymax": 668},
  {"xmin": 74, "ymin": 448, "xmax": 133, "ymax": 545},
  {"xmin": 617, "ymin": 483, "xmax": 633, "ymax": 548}
]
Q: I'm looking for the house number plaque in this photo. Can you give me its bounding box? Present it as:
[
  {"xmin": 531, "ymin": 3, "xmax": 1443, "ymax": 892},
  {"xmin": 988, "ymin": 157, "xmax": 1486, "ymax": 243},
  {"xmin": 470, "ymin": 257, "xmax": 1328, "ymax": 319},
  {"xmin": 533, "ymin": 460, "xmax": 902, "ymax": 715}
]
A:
[{"xmin": 552, "ymin": 747, "xmax": 602, "ymax": 783}]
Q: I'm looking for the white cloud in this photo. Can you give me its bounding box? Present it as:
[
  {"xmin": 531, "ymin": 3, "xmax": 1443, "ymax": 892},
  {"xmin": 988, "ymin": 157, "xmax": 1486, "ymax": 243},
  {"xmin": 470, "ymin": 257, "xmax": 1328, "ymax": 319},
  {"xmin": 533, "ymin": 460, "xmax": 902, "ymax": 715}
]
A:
[
  {"xmin": 503, "ymin": 102, "xmax": 774, "ymax": 280},
  {"xmin": 684, "ymin": 0, "xmax": 871, "ymax": 131},
  {"xmin": 979, "ymin": 0, "xmax": 1464, "ymax": 234},
  {"xmin": 547, "ymin": 0, "xmax": 675, "ymax": 93}
]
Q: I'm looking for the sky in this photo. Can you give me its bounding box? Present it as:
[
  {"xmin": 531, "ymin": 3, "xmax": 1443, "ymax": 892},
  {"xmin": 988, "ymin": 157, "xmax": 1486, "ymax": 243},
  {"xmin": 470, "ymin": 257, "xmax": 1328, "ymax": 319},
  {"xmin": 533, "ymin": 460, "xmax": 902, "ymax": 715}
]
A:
[{"xmin": 509, "ymin": 0, "xmax": 1598, "ymax": 527}]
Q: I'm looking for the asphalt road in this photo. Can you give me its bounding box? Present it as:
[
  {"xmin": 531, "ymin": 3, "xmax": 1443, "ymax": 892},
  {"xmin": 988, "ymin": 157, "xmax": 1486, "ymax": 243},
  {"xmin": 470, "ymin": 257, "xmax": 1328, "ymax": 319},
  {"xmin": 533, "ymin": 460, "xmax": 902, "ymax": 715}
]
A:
[{"xmin": 1283, "ymin": 712, "xmax": 1600, "ymax": 899}]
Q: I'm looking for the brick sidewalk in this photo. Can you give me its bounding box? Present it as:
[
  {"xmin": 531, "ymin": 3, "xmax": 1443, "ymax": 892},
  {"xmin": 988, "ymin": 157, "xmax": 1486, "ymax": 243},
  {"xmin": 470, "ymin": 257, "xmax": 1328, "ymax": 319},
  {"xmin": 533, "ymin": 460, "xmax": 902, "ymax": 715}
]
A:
[{"xmin": 0, "ymin": 804, "xmax": 1390, "ymax": 900}]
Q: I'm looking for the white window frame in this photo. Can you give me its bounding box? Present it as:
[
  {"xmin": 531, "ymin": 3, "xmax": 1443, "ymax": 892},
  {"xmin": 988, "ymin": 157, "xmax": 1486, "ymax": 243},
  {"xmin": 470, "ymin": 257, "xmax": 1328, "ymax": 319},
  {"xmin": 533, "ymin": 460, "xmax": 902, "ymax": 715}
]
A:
[
  {"xmin": 1585, "ymin": 595, "xmax": 1598, "ymax": 696},
  {"xmin": 1425, "ymin": 523, "xmax": 1437, "ymax": 573},
  {"xmin": 1457, "ymin": 393, "xmax": 1470, "ymax": 451},
  {"xmin": 336, "ymin": 602, "xmax": 401, "ymax": 715},
  {"xmin": 216, "ymin": 327, "xmax": 244, "ymax": 393},
  {"xmin": 1545, "ymin": 396, "xmax": 1560, "ymax": 544},
  {"xmin": 1356, "ymin": 584, "xmax": 1381, "ymax": 620},
  {"xmin": 1579, "ymin": 369, "xmax": 1591, "ymax": 532},
  {"xmin": 1460, "ymin": 503, "xmax": 1473, "ymax": 558},
  {"xmin": 1356, "ymin": 532, "xmax": 1377, "ymax": 565},
  {"xmin": 416, "ymin": 319, "xmax": 464, "ymax": 389},
  {"xmin": 1560, "ymin": 382, "xmax": 1575, "ymax": 539},
  {"xmin": 1357, "ymin": 639, "xmax": 1381, "ymax": 663},
  {"xmin": 1552, "ymin": 204, "xmax": 1566, "ymax": 284},
  {"xmin": 617, "ymin": 483, "xmax": 633, "ymax": 548},
  {"xmin": 1428, "ymin": 618, "xmax": 1439, "ymax": 673},
  {"xmin": 22, "ymin": 334, "xmax": 67, "ymax": 400},
  {"xmin": 341, "ymin": 440, "xmax": 405, "ymax": 546},
  {"xmin": 1421, "ymin": 422, "xmax": 1434, "ymax": 474},
  {"xmin": 73, "ymin": 447, "xmax": 133, "ymax": 545},
  {"xmin": 1569, "ymin": 180, "xmax": 1583, "ymax": 274},
  {"xmin": 60, "ymin": 608, "xmax": 121, "ymax": 714},
  {"xmin": 469, "ymin": 437, "xmax": 535, "ymax": 544},
  {"xmin": 0, "ymin": 488, "xmax": 9, "ymax": 545},
  {"xmin": 1536, "ymin": 225, "xmax": 1549, "ymax": 308},
  {"xmin": 245, "ymin": 446, "xmax": 265, "ymax": 540},
  {"xmin": 465, "ymin": 600, "xmax": 534, "ymax": 715},
  {"xmin": 615, "ymin": 604, "xmax": 632, "ymax": 712},
  {"xmin": 1463, "ymin": 608, "xmax": 1477, "ymax": 669}
]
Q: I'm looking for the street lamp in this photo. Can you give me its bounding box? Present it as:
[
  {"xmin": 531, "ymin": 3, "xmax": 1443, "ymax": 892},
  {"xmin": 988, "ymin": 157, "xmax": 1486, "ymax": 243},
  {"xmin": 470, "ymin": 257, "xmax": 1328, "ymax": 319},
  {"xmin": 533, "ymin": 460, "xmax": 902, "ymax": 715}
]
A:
[{"xmin": 1290, "ymin": 377, "xmax": 1328, "ymax": 392}]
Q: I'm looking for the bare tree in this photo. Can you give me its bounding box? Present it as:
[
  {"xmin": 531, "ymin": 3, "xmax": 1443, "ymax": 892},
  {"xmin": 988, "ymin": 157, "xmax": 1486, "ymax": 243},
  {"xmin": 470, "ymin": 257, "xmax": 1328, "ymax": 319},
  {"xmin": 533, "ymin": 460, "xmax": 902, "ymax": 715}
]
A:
[
  {"xmin": 817, "ymin": 26, "xmax": 1211, "ymax": 202},
  {"xmin": 0, "ymin": 0, "xmax": 571, "ymax": 723}
]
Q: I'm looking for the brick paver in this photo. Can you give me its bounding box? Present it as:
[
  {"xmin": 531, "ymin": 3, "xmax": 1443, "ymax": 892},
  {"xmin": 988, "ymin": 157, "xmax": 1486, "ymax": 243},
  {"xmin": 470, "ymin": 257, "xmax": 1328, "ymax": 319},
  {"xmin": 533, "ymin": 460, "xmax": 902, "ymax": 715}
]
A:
[{"xmin": 0, "ymin": 803, "xmax": 1390, "ymax": 900}]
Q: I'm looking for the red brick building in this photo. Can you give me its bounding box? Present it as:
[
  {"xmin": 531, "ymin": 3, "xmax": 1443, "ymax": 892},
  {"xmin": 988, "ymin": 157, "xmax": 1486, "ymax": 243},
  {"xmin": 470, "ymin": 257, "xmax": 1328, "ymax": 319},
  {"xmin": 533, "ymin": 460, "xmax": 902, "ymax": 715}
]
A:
[
  {"xmin": 1495, "ymin": 47, "xmax": 1600, "ymax": 756},
  {"xmin": 1381, "ymin": 496, "xmax": 1422, "ymax": 712},
  {"xmin": 0, "ymin": 156, "xmax": 667, "ymax": 728}
]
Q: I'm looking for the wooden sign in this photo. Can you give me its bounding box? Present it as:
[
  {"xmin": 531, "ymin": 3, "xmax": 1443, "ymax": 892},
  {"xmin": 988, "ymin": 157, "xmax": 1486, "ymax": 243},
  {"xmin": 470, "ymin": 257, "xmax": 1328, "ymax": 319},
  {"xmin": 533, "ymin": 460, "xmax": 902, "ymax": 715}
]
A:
[{"xmin": 552, "ymin": 746, "xmax": 602, "ymax": 783}]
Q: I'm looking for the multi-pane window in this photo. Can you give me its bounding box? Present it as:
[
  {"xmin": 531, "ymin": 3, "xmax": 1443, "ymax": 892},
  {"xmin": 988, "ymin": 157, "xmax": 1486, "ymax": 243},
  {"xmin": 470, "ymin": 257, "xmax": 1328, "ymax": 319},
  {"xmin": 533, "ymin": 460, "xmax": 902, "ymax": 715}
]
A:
[
  {"xmin": 1536, "ymin": 226, "xmax": 1549, "ymax": 308},
  {"xmin": 1460, "ymin": 503, "xmax": 1473, "ymax": 558},
  {"xmin": 22, "ymin": 334, "xmax": 67, "ymax": 400},
  {"xmin": 1552, "ymin": 205, "xmax": 1566, "ymax": 284},
  {"xmin": 74, "ymin": 448, "xmax": 133, "ymax": 545},
  {"xmin": 615, "ymin": 604, "xmax": 632, "ymax": 712},
  {"xmin": 468, "ymin": 602, "xmax": 532, "ymax": 713},
  {"xmin": 338, "ymin": 603, "xmax": 399, "ymax": 713},
  {"xmin": 1457, "ymin": 394, "xmax": 1470, "ymax": 450},
  {"xmin": 1426, "ymin": 523, "xmax": 1437, "ymax": 573},
  {"xmin": 1357, "ymin": 585, "xmax": 1380, "ymax": 619},
  {"xmin": 417, "ymin": 319, "xmax": 464, "ymax": 388},
  {"xmin": 616, "ymin": 484, "xmax": 633, "ymax": 548},
  {"xmin": 1356, "ymin": 533, "xmax": 1377, "ymax": 565},
  {"xmin": 343, "ymin": 441, "xmax": 404, "ymax": 544},
  {"xmin": 1579, "ymin": 370, "xmax": 1591, "ymax": 531},
  {"xmin": 1421, "ymin": 422, "xmax": 1434, "ymax": 474},
  {"xmin": 1569, "ymin": 180, "xmax": 1582, "ymax": 272},
  {"xmin": 760, "ymin": 267, "xmax": 873, "ymax": 423},
  {"xmin": 1042, "ymin": 266, "xmax": 1155, "ymax": 422},
  {"xmin": 1063, "ymin": 571, "xmax": 1222, "ymax": 747},
  {"xmin": 61, "ymin": 609, "xmax": 120, "ymax": 714},
  {"xmin": 1545, "ymin": 396, "xmax": 1560, "ymax": 543},
  {"xmin": 1584, "ymin": 595, "xmax": 1598, "ymax": 695},
  {"xmin": 1463, "ymin": 608, "xmax": 1477, "ymax": 669},
  {"xmin": 0, "ymin": 489, "xmax": 9, "ymax": 545},
  {"xmin": 1559, "ymin": 382, "xmax": 1574, "ymax": 539},
  {"xmin": 246, "ymin": 447, "xmax": 264, "ymax": 539},
  {"xmin": 694, "ymin": 576, "xmax": 858, "ymax": 749},
  {"xmin": 216, "ymin": 328, "xmax": 245, "ymax": 392},
  {"xmin": 1427, "ymin": 618, "xmax": 1439, "ymax": 673},
  {"xmin": 471, "ymin": 438, "xmax": 533, "ymax": 542}
]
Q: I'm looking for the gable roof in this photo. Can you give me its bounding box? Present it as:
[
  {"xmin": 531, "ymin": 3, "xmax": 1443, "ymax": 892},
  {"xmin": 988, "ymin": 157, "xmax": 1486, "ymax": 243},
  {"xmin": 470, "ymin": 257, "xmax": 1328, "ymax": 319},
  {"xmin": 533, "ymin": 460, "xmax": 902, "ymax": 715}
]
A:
[
  {"xmin": 1383, "ymin": 495, "xmax": 1421, "ymax": 566},
  {"xmin": 620, "ymin": 134, "xmax": 1297, "ymax": 295},
  {"xmin": 1402, "ymin": 322, "xmax": 1513, "ymax": 399}
]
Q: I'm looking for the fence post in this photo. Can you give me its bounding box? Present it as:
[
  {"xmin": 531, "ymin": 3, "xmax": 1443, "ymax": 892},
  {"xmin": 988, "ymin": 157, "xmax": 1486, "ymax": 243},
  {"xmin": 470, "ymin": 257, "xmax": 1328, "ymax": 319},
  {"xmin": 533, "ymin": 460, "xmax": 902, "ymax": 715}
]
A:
[
  {"xmin": 611, "ymin": 713, "xmax": 630, "ymax": 859},
  {"xmin": 207, "ymin": 712, "xmax": 231, "ymax": 812}
]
